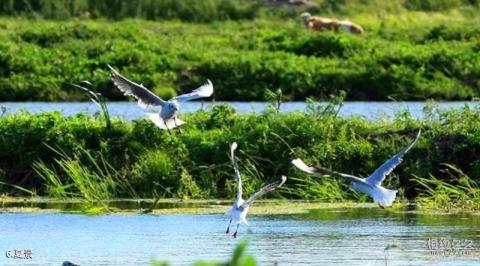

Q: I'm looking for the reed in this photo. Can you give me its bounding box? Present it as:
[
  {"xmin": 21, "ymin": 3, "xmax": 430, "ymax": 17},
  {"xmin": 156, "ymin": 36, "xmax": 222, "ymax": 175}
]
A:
[
  {"xmin": 34, "ymin": 145, "xmax": 136, "ymax": 206},
  {"xmin": 414, "ymin": 164, "xmax": 480, "ymax": 211}
]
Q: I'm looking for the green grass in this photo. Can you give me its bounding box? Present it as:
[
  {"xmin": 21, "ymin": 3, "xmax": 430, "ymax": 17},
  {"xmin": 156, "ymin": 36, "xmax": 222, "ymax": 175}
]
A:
[
  {"xmin": 415, "ymin": 164, "xmax": 480, "ymax": 211},
  {"xmin": 34, "ymin": 145, "xmax": 136, "ymax": 208},
  {"xmin": 0, "ymin": 2, "xmax": 479, "ymax": 101},
  {"xmin": 1, "ymin": 0, "xmax": 479, "ymax": 21},
  {"xmin": 0, "ymin": 0, "xmax": 257, "ymax": 22},
  {"xmin": 1, "ymin": 100, "xmax": 480, "ymax": 208}
]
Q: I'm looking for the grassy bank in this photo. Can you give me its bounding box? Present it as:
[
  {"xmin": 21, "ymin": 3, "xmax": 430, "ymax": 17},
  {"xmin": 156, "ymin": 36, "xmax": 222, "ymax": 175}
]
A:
[
  {"xmin": 0, "ymin": 2, "xmax": 479, "ymax": 101},
  {"xmin": 0, "ymin": 197, "xmax": 380, "ymax": 215},
  {"xmin": 0, "ymin": 102, "xmax": 479, "ymax": 210}
]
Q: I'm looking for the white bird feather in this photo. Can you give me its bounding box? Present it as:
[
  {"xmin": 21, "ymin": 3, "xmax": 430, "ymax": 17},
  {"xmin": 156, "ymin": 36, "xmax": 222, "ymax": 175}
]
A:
[
  {"xmin": 292, "ymin": 130, "xmax": 421, "ymax": 208},
  {"xmin": 226, "ymin": 142, "xmax": 287, "ymax": 237},
  {"xmin": 108, "ymin": 65, "xmax": 213, "ymax": 131}
]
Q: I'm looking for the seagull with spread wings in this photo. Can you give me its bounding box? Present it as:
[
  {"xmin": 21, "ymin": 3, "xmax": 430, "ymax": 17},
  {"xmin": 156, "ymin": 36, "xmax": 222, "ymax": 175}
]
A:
[
  {"xmin": 107, "ymin": 65, "xmax": 213, "ymax": 132},
  {"xmin": 226, "ymin": 142, "xmax": 287, "ymax": 238},
  {"xmin": 292, "ymin": 130, "xmax": 421, "ymax": 208}
]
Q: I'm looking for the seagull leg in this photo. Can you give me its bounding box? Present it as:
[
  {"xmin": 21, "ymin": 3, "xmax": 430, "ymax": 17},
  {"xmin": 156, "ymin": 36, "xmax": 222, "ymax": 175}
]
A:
[
  {"xmin": 164, "ymin": 121, "xmax": 172, "ymax": 135},
  {"xmin": 233, "ymin": 224, "xmax": 240, "ymax": 238},
  {"xmin": 174, "ymin": 117, "xmax": 182, "ymax": 134},
  {"xmin": 226, "ymin": 219, "xmax": 232, "ymax": 234}
]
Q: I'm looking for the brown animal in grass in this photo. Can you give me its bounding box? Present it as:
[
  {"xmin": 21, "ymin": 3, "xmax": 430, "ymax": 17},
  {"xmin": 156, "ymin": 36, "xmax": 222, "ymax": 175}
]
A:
[{"xmin": 300, "ymin": 12, "xmax": 364, "ymax": 35}]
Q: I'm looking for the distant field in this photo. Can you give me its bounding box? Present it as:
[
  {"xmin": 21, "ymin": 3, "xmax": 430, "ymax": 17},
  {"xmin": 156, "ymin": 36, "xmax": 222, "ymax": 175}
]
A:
[{"xmin": 0, "ymin": 0, "xmax": 479, "ymax": 101}]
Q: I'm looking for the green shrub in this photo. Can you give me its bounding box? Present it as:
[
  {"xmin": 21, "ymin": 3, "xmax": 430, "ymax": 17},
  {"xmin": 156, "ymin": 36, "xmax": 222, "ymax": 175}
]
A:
[
  {"xmin": 207, "ymin": 104, "xmax": 237, "ymax": 128},
  {"xmin": 153, "ymin": 86, "xmax": 177, "ymax": 100},
  {"xmin": 131, "ymin": 150, "xmax": 175, "ymax": 196},
  {"xmin": 177, "ymin": 168, "xmax": 201, "ymax": 199},
  {"xmin": 0, "ymin": 17, "xmax": 480, "ymax": 101},
  {"xmin": 2, "ymin": 103, "xmax": 480, "ymax": 202},
  {"xmin": 0, "ymin": 0, "xmax": 257, "ymax": 21}
]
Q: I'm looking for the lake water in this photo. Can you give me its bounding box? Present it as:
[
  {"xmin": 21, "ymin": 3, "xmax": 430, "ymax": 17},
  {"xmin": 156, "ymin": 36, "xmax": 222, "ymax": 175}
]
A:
[
  {"xmin": 0, "ymin": 206, "xmax": 479, "ymax": 266},
  {"xmin": 0, "ymin": 101, "xmax": 477, "ymax": 120}
]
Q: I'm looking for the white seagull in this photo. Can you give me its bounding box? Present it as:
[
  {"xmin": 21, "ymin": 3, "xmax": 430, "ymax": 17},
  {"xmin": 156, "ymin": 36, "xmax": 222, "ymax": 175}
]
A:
[
  {"xmin": 226, "ymin": 142, "xmax": 287, "ymax": 238},
  {"xmin": 292, "ymin": 130, "xmax": 421, "ymax": 208},
  {"xmin": 108, "ymin": 65, "xmax": 213, "ymax": 132}
]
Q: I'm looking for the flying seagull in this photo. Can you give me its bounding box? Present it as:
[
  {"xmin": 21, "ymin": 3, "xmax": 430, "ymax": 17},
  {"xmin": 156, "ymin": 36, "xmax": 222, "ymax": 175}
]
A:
[
  {"xmin": 108, "ymin": 65, "xmax": 213, "ymax": 132},
  {"xmin": 292, "ymin": 130, "xmax": 421, "ymax": 208},
  {"xmin": 226, "ymin": 142, "xmax": 287, "ymax": 238}
]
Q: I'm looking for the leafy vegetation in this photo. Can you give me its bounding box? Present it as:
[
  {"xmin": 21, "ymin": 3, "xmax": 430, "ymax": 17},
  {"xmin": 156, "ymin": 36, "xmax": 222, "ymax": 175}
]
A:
[
  {"xmin": 1, "ymin": 0, "xmax": 479, "ymax": 21},
  {"xmin": 0, "ymin": 101, "xmax": 479, "ymax": 207},
  {"xmin": 0, "ymin": 0, "xmax": 258, "ymax": 22},
  {"xmin": 415, "ymin": 164, "xmax": 480, "ymax": 211},
  {"xmin": 0, "ymin": 1, "xmax": 479, "ymax": 101},
  {"xmin": 0, "ymin": 1, "xmax": 479, "ymax": 209},
  {"xmin": 34, "ymin": 146, "xmax": 136, "ymax": 205}
]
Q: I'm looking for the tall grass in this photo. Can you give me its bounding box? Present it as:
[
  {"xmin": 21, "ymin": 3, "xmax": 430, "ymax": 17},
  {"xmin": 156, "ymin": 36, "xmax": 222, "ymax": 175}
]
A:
[
  {"xmin": 283, "ymin": 176, "xmax": 354, "ymax": 201},
  {"xmin": 73, "ymin": 82, "xmax": 111, "ymax": 129},
  {"xmin": 414, "ymin": 164, "xmax": 480, "ymax": 211},
  {"xmin": 34, "ymin": 146, "xmax": 136, "ymax": 206}
]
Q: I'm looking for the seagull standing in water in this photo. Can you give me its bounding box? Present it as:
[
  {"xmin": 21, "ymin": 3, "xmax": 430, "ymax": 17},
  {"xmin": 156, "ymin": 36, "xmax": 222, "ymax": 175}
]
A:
[
  {"xmin": 292, "ymin": 130, "xmax": 421, "ymax": 208},
  {"xmin": 226, "ymin": 142, "xmax": 287, "ymax": 238},
  {"xmin": 108, "ymin": 65, "xmax": 213, "ymax": 133}
]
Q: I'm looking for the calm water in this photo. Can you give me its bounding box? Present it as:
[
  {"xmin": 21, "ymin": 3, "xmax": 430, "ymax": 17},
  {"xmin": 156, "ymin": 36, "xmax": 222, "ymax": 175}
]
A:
[
  {"xmin": 0, "ymin": 207, "xmax": 479, "ymax": 266},
  {"xmin": 0, "ymin": 101, "xmax": 477, "ymax": 120}
]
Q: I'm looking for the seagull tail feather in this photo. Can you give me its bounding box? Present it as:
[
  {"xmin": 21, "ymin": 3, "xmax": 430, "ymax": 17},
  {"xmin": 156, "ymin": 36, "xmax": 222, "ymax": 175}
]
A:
[
  {"xmin": 292, "ymin": 158, "xmax": 317, "ymax": 175},
  {"xmin": 148, "ymin": 113, "xmax": 185, "ymax": 130},
  {"xmin": 374, "ymin": 187, "xmax": 397, "ymax": 208}
]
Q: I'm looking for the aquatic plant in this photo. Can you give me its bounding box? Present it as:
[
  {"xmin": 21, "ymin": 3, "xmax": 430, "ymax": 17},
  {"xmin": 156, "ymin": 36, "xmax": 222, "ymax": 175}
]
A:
[
  {"xmin": 34, "ymin": 146, "xmax": 136, "ymax": 206},
  {"xmin": 414, "ymin": 164, "xmax": 480, "ymax": 211},
  {"xmin": 0, "ymin": 180, "xmax": 36, "ymax": 197},
  {"xmin": 283, "ymin": 176, "xmax": 350, "ymax": 201},
  {"xmin": 73, "ymin": 82, "xmax": 111, "ymax": 129},
  {"xmin": 264, "ymin": 88, "xmax": 283, "ymax": 114}
]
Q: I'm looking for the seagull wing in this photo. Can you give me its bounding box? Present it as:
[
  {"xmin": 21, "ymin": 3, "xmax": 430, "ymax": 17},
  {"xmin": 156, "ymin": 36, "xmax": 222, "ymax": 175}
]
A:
[
  {"xmin": 292, "ymin": 158, "xmax": 364, "ymax": 183},
  {"xmin": 108, "ymin": 65, "xmax": 165, "ymax": 108},
  {"xmin": 230, "ymin": 142, "xmax": 242, "ymax": 202},
  {"xmin": 172, "ymin": 79, "xmax": 213, "ymax": 102},
  {"xmin": 365, "ymin": 129, "xmax": 421, "ymax": 186},
  {"xmin": 242, "ymin": 176, "xmax": 287, "ymax": 208}
]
